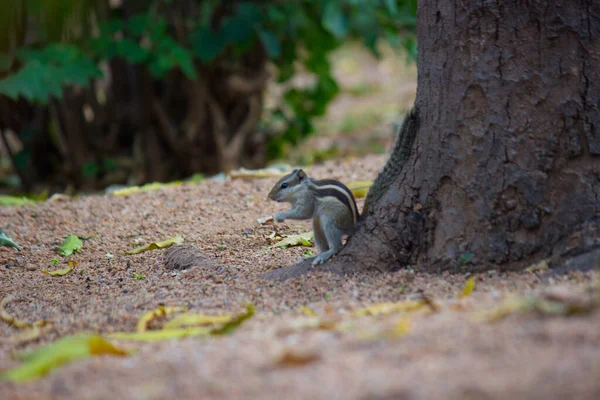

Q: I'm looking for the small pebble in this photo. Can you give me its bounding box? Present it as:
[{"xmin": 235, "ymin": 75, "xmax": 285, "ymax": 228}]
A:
[
  {"xmin": 98, "ymin": 278, "xmax": 104, "ymax": 283},
  {"xmin": 26, "ymin": 263, "xmax": 38, "ymax": 271}
]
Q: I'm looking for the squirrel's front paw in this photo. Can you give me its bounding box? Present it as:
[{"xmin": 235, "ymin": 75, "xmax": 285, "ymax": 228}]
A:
[{"xmin": 275, "ymin": 212, "xmax": 286, "ymax": 223}]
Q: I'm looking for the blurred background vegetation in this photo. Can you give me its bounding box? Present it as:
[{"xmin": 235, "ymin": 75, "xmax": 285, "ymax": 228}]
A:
[{"xmin": 0, "ymin": 0, "xmax": 417, "ymax": 194}]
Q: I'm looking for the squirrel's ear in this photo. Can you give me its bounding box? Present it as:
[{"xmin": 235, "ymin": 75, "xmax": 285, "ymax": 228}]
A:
[{"xmin": 296, "ymin": 169, "xmax": 306, "ymax": 180}]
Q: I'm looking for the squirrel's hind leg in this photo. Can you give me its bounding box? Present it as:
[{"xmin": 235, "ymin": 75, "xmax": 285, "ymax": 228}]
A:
[{"xmin": 312, "ymin": 215, "xmax": 343, "ymax": 265}]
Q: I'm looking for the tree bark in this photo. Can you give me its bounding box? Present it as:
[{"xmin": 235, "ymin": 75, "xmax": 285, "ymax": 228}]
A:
[{"xmin": 266, "ymin": 0, "xmax": 600, "ymax": 280}]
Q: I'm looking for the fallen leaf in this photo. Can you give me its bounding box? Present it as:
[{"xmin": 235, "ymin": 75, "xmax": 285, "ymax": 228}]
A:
[
  {"xmin": 229, "ymin": 166, "xmax": 289, "ymax": 179},
  {"xmin": 299, "ymin": 306, "xmax": 317, "ymax": 317},
  {"xmin": 210, "ymin": 304, "xmax": 254, "ymax": 335},
  {"xmin": 126, "ymin": 236, "xmax": 185, "ymax": 255},
  {"xmin": 109, "ymin": 327, "xmax": 210, "ymax": 342},
  {"xmin": 47, "ymin": 193, "xmax": 70, "ymax": 203},
  {"xmin": 0, "ymin": 295, "xmax": 30, "ymax": 328},
  {"xmin": 388, "ymin": 318, "xmax": 411, "ymax": 338},
  {"xmin": 352, "ymin": 300, "xmax": 428, "ymax": 317},
  {"xmin": 0, "ymin": 333, "xmax": 129, "ymax": 382},
  {"xmin": 460, "ymin": 277, "xmax": 476, "ymax": 298},
  {"xmin": 269, "ymin": 232, "xmax": 314, "ymax": 249},
  {"xmin": 0, "ymin": 322, "xmax": 47, "ymax": 345},
  {"xmin": 0, "ymin": 231, "xmax": 22, "ymax": 251},
  {"xmin": 275, "ymin": 347, "xmax": 321, "ymax": 367},
  {"xmin": 58, "ymin": 235, "xmax": 82, "ymax": 256},
  {"xmin": 42, "ymin": 260, "xmax": 77, "ymax": 276},
  {"xmin": 163, "ymin": 313, "xmax": 232, "ymax": 329},
  {"xmin": 346, "ymin": 180, "xmax": 373, "ymax": 199},
  {"xmin": 136, "ymin": 305, "xmax": 188, "ymax": 332},
  {"xmin": 112, "ymin": 181, "xmax": 182, "ymax": 197},
  {"xmin": 0, "ymin": 196, "xmax": 33, "ymax": 206},
  {"xmin": 525, "ymin": 259, "xmax": 549, "ymax": 273},
  {"xmin": 470, "ymin": 296, "xmax": 536, "ymax": 323},
  {"xmin": 257, "ymin": 215, "xmax": 274, "ymax": 225},
  {"xmin": 276, "ymin": 316, "xmax": 338, "ymax": 336}
]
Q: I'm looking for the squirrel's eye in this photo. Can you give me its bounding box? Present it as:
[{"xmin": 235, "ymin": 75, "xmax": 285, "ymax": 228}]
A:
[{"xmin": 281, "ymin": 183, "xmax": 289, "ymax": 189}]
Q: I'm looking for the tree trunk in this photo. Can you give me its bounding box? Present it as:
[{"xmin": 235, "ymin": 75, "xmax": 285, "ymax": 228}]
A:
[{"xmin": 265, "ymin": 0, "xmax": 600, "ymax": 281}]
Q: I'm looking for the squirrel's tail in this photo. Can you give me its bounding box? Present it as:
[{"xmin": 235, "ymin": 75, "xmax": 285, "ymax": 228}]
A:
[{"xmin": 362, "ymin": 106, "xmax": 420, "ymax": 215}]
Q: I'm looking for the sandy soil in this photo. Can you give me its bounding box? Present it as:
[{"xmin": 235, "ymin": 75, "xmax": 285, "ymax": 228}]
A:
[{"xmin": 1, "ymin": 154, "xmax": 599, "ymax": 400}]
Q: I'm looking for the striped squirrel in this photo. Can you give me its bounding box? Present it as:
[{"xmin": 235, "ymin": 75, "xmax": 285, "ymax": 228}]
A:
[{"xmin": 267, "ymin": 107, "xmax": 419, "ymax": 266}]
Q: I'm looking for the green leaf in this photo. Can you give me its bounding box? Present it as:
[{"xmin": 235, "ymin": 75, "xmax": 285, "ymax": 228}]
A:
[
  {"xmin": 259, "ymin": 30, "xmax": 281, "ymax": 59},
  {"xmin": 0, "ymin": 195, "xmax": 33, "ymax": 207},
  {"xmin": 322, "ymin": 2, "xmax": 349, "ymax": 39},
  {"xmin": 210, "ymin": 304, "xmax": 255, "ymax": 335},
  {"xmin": 382, "ymin": 0, "xmax": 398, "ymax": 15},
  {"xmin": 0, "ymin": 333, "xmax": 129, "ymax": 382},
  {"xmin": 116, "ymin": 39, "xmax": 150, "ymax": 64},
  {"xmin": 191, "ymin": 26, "xmax": 226, "ymax": 62},
  {"xmin": 0, "ymin": 231, "xmax": 22, "ymax": 251},
  {"xmin": 59, "ymin": 235, "xmax": 83, "ymax": 257}
]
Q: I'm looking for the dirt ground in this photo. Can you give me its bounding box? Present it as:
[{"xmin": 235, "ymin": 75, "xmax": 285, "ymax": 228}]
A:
[{"xmin": 1, "ymin": 154, "xmax": 600, "ymax": 400}]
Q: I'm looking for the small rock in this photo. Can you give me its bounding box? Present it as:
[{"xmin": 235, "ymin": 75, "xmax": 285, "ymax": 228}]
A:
[
  {"xmin": 97, "ymin": 278, "xmax": 104, "ymax": 283},
  {"xmin": 26, "ymin": 263, "xmax": 38, "ymax": 271}
]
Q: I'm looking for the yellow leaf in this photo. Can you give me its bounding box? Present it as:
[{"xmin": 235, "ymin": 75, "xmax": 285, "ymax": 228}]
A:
[
  {"xmin": 460, "ymin": 277, "xmax": 476, "ymax": 298},
  {"xmin": 229, "ymin": 167, "xmax": 288, "ymax": 179},
  {"xmin": 210, "ymin": 304, "xmax": 254, "ymax": 335},
  {"xmin": 346, "ymin": 180, "xmax": 373, "ymax": 199},
  {"xmin": 299, "ymin": 306, "xmax": 317, "ymax": 317},
  {"xmin": 109, "ymin": 327, "xmax": 210, "ymax": 342},
  {"xmin": 352, "ymin": 300, "xmax": 427, "ymax": 317},
  {"xmin": 0, "ymin": 333, "xmax": 129, "ymax": 382},
  {"xmin": 136, "ymin": 305, "xmax": 188, "ymax": 332},
  {"xmin": 112, "ymin": 186, "xmax": 141, "ymax": 197},
  {"xmin": 125, "ymin": 236, "xmax": 185, "ymax": 255},
  {"xmin": 388, "ymin": 318, "xmax": 411, "ymax": 338},
  {"xmin": 0, "ymin": 295, "xmax": 31, "ymax": 329},
  {"xmin": 163, "ymin": 313, "xmax": 232, "ymax": 329},
  {"xmin": 470, "ymin": 297, "xmax": 536, "ymax": 323},
  {"xmin": 0, "ymin": 325, "xmax": 42, "ymax": 345},
  {"xmin": 525, "ymin": 259, "xmax": 549, "ymax": 273},
  {"xmin": 42, "ymin": 260, "xmax": 77, "ymax": 276},
  {"xmin": 269, "ymin": 232, "xmax": 314, "ymax": 248},
  {"xmin": 112, "ymin": 181, "xmax": 181, "ymax": 197}
]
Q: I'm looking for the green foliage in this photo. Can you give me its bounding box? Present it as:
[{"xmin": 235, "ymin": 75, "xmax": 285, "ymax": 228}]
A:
[
  {"xmin": 0, "ymin": 0, "xmax": 417, "ymax": 173},
  {"xmin": 0, "ymin": 44, "xmax": 101, "ymax": 103}
]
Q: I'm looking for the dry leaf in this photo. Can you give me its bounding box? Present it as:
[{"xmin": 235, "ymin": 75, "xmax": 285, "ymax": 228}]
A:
[
  {"xmin": 459, "ymin": 277, "xmax": 476, "ymax": 298},
  {"xmin": 388, "ymin": 318, "xmax": 411, "ymax": 338},
  {"xmin": 126, "ymin": 236, "xmax": 185, "ymax": 255},
  {"xmin": 42, "ymin": 260, "xmax": 77, "ymax": 276},
  {"xmin": 470, "ymin": 296, "xmax": 536, "ymax": 323},
  {"xmin": 163, "ymin": 313, "xmax": 232, "ymax": 329},
  {"xmin": 229, "ymin": 166, "xmax": 289, "ymax": 179},
  {"xmin": 112, "ymin": 181, "xmax": 181, "ymax": 197},
  {"xmin": 109, "ymin": 327, "xmax": 210, "ymax": 342},
  {"xmin": 346, "ymin": 180, "xmax": 373, "ymax": 199},
  {"xmin": 0, "ymin": 333, "xmax": 129, "ymax": 382},
  {"xmin": 525, "ymin": 259, "xmax": 549, "ymax": 273},
  {"xmin": 352, "ymin": 300, "xmax": 427, "ymax": 317},
  {"xmin": 136, "ymin": 305, "xmax": 188, "ymax": 332},
  {"xmin": 0, "ymin": 324, "xmax": 44, "ymax": 345},
  {"xmin": 210, "ymin": 304, "xmax": 254, "ymax": 335},
  {"xmin": 275, "ymin": 347, "xmax": 321, "ymax": 367},
  {"xmin": 299, "ymin": 306, "xmax": 317, "ymax": 317},
  {"xmin": 0, "ymin": 295, "xmax": 31, "ymax": 329},
  {"xmin": 276, "ymin": 317, "xmax": 338, "ymax": 336},
  {"xmin": 257, "ymin": 215, "xmax": 274, "ymax": 225},
  {"xmin": 269, "ymin": 232, "xmax": 314, "ymax": 248}
]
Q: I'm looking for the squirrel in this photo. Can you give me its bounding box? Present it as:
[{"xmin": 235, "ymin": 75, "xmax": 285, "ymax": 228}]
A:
[{"xmin": 267, "ymin": 106, "xmax": 419, "ymax": 266}]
